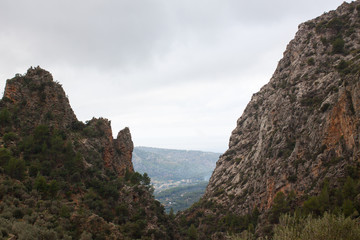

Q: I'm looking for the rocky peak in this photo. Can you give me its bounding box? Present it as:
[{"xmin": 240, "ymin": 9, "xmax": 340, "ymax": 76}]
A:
[
  {"xmin": 2, "ymin": 66, "xmax": 77, "ymax": 131},
  {"xmin": 115, "ymin": 127, "xmax": 134, "ymax": 173},
  {"xmin": 1, "ymin": 66, "xmax": 134, "ymax": 177},
  {"xmin": 200, "ymin": 0, "xmax": 360, "ymax": 229}
]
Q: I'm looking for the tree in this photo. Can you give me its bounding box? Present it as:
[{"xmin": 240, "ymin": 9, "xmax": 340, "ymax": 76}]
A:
[
  {"xmin": 141, "ymin": 173, "xmax": 151, "ymax": 186},
  {"xmin": 332, "ymin": 37, "xmax": 345, "ymax": 54},
  {"xmin": 0, "ymin": 148, "xmax": 12, "ymax": 166},
  {"xmin": 5, "ymin": 158, "xmax": 26, "ymax": 180},
  {"xmin": 34, "ymin": 174, "xmax": 48, "ymax": 195},
  {"xmin": 187, "ymin": 224, "xmax": 198, "ymax": 240},
  {"xmin": 169, "ymin": 208, "xmax": 175, "ymax": 220},
  {"xmin": 0, "ymin": 109, "xmax": 10, "ymax": 126},
  {"xmin": 269, "ymin": 192, "xmax": 289, "ymax": 224},
  {"xmin": 48, "ymin": 180, "xmax": 59, "ymax": 199}
]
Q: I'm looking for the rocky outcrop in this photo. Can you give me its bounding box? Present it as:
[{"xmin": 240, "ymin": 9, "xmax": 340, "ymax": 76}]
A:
[
  {"xmin": 3, "ymin": 66, "xmax": 77, "ymax": 130},
  {"xmin": 202, "ymin": 0, "xmax": 360, "ymax": 225},
  {"xmin": 115, "ymin": 127, "xmax": 134, "ymax": 174},
  {"xmin": 1, "ymin": 66, "xmax": 134, "ymax": 176},
  {"xmin": 79, "ymin": 118, "xmax": 134, "ymax": 176}
]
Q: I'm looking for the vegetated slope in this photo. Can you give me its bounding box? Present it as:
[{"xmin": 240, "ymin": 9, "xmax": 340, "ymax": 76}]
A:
[
  {"xmin": 0, "ymin": 67, "xmax": 176, "ymax": 239},
  {"xmin": 180, "ymin": 1, "xmax": 360, "ymax": 239},
  {"xmin": 133, "ymin": 147, "xmax": 219, "ymax": 212}
]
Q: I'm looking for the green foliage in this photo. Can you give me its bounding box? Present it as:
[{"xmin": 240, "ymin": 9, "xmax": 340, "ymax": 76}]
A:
[
  {"xmin": 326, "ymin": 18, "xmax": 344, "ymax": 33},
  {"xmin": 187, "ymin": 224, "xmax": 198, "ymax": 240},
  {"xmin": 48, "ymin": 180, "xmax": 59, "ymax": 199},
  {"xmin": 0, "ymin": 148, "xmax": 12, "ymax": 166},
  {"xmin": 332, "ymin": 38, "xmax": 345, "ymax": 54},
  {"xmin": 34, "ymin": 175, "xmax": 48, "ymax": 195},
  {"xmin": 0, "ymin": 109, "xmax": 11, "ymax": 126},
  {"xmin": 270, "ymin": 192, "xmax": 290, "ymax": 224},
  {"xmin": 5, "ymin": 158, "xmax": 26, "ymax": 180},
  {"xmin": 3, "ymin": 132, "xmax": 18, "ymax": 144},
  {"xmin": 70, "ymin": 121, "xmax": 85, "ymax": 131},
  {"xmin": 273, "ymin": 213, "xmax": 360, "ymax": 240},
  {"xmin": 307, "ymin": 58, "xmax": 315, "ymax": 66},
  {"xmin": 12, "ymin": 208, "xmax": 24, "ymax": 219},
  {"xmin": 59, "ymin": 205, "xmax": 71, "ymax": 219},
  {"xmin": 343, "ymin": 176, "xmax": 357, "ymax": 199},
  {"xmin": 342, "ymin": 199, "xmax": 355, "ymax": 217}
]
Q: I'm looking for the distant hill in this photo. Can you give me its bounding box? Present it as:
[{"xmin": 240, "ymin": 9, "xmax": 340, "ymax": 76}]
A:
[{"xmin": 132, "ymin": 146, "xmax": 220, "ymax": 212}]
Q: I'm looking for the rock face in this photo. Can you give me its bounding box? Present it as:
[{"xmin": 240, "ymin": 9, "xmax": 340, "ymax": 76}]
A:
[
  {"xmin": 1, "ymin": 66, "xmax": 134, "ymax": 176},
  {"xmin": 203, "ymin": 0, "xmax": 360, "ymax": 223},
  {"xmin": 3, "ymin": 67, "xmax": 77, "ymax": 130}
]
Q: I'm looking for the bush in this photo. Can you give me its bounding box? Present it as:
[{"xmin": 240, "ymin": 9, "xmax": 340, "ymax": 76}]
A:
[
  {"xmin": 273, "ymin": 213, "xmax": 360, "ymax": 240},
  {"xmin": 3, "ymin": 132, "xmax": 18, "ymax": 144},
  {"xmin": 5, "ymin": 158, "xmax": 26, "ymax": 180},
  {"xmin": 332, "ymin": 38, "xmax": 345, "ymax": 54},
  {"xmin": 0, "ymin": 109, "xmax": 11, "ymax": 126},
  {"xmin": 0, "ymin": 148, "xmax": 12, "ymax": 166},
  {"xmin": 307, "ymin": 58, "xmax": 315, "ymax": 66}
]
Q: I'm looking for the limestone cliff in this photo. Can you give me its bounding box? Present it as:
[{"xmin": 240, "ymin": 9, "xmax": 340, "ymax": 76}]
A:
[{"xmin": 182, "ymin": 1, "xmax": 360, "ymax": 238}]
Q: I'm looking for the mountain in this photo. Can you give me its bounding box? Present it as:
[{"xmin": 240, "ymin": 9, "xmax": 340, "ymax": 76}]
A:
[
  {"xmin": 132, "ymin": 146, "xmax": 220, "ymax": 212},
  {"xmin": 180, "ymin": 1, "xmax": 360, "ymax": 239},
  {"xmin": 0, "ymin": 67, "xmax": 176, "ymax": 239},
  {"xmin": 133, "ymin": 146, "xmax": 219, "ymax": 189}
]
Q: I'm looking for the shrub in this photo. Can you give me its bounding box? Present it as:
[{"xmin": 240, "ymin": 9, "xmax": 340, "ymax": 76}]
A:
[
  {"xmin": 5, "ymin": 158, "xmax": 26, "ymax": 180},
  {"xmin": 0, "ymin": 109, "xmax": 11, "ymax": 126},
  {"xmin": 188, "ymin": 224, "xmax": 198, "ymax": 240},
  {"xmin": 34, "ymin": 175, "xmax": 48, "ymax": 195},
  {"xmin": 332, "ymin": 38, "xmax": 345, "ymax": 54},
  {"xmin": 0, "ymin": 148, "xmax": 12, "ymax": 166},
  {"xmin": 3, "ymin": 132, "xmax": 18, "ymax": 144},
  {"xmin": 307, "ymin": 58, "xmax": 315, "ymax": 66},
  {"xmin": 273, "ymin": 213, "xmax": 360, "ymax": 240},
  {"xmin": 13, "ymin": 208, "xmax": 24, "ymax": 219}
]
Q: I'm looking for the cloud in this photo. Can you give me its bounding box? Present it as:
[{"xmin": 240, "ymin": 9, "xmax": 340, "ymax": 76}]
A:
[{"xmin": 0, "ymin": 0, "xmax": 349, "ymax": 152}]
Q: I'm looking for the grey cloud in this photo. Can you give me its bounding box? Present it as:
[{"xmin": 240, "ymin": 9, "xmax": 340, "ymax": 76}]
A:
[{"xmin": 0, "ymin": 0, "xmax": 349, "ymax": 151}]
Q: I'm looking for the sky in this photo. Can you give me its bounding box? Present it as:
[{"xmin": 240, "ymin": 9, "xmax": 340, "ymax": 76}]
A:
[{"xmin": 0, "ymin": 0, "xmax": 350, "ymax": 153}]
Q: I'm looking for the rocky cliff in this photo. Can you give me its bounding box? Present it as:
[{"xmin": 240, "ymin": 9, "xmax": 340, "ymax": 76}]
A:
[{"xmin": 180, "ymin": 1, "xmax": 360, "ymax": 238}]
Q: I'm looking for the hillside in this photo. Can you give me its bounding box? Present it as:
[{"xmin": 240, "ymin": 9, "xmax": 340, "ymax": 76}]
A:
[
  {"xmin": 133, "ymin": 146, "xmax": 219, "ymax": 212},
  {"xmin": 0, "ymin": 67, "xmax": 176, "ymax": 239},
  {"xmin": 180, "ymin": 1, "xmax": 360, "ymax": 239}
]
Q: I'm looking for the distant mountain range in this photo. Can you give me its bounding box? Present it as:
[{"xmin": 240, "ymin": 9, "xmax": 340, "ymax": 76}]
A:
[{"xmin": 132, "ymin": 146, "xmax": 221, "ymax": 212}]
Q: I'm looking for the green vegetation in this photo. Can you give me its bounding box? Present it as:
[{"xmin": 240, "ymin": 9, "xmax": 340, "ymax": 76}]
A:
[
  {"xmin": 307, "ymin": 57, "xmax": 315, "ymax": 66},
  {"xmin": 273, "ymin": 213, "xmax": 360, "ymax": 240},
  {"xmin": 0, "ymin": 120, "xmax": 174, "ymax": 239},
  {"xmin": 332, "ymin": 37, "xmax": 345, "ymax": 54}
]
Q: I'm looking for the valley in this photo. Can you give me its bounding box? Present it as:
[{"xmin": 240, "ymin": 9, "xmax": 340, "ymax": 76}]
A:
[{"xmin": 132, "ymin": 146, "xmax": 220, "ymax": 212}]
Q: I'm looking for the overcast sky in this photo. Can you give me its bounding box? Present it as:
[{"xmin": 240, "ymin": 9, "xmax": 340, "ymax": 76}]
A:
[{"xmin": 0, "ymin": 0, "xmax": 349, "ymax": 152}]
